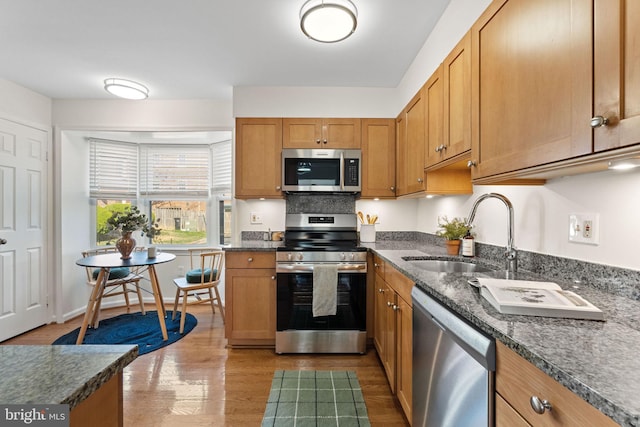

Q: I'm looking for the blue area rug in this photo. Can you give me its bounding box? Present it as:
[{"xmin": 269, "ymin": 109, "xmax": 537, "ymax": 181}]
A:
[{"xmin": 52, "ymin": 310, "xmax": 197, "ymax": 355}]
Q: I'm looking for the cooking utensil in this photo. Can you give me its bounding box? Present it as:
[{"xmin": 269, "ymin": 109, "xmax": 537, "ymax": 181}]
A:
[
  {"xmin": 366, "ymin": 214, "xmax": 371, "ymax": 224},
  {"xmin": 370, "ymin": 215, "xmax": 378, "ymax": 224},
  {"xmin": 357, "ymin": 211, "xmax": 365, "ymax": 224}
]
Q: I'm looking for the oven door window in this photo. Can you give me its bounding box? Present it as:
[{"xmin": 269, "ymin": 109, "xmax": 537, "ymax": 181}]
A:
[
  {"xmin": 283, "ymin": 157, "xmax": 340, "ymax": 186},
  {"xmin": 276, "ymin": 273, "xmax": 366, "ymax": 331}
]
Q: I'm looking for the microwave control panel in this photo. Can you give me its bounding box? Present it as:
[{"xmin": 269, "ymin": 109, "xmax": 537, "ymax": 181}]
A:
[{"xmin": 344, "ymin": 158, "xmax": 360, "ymax": 186}]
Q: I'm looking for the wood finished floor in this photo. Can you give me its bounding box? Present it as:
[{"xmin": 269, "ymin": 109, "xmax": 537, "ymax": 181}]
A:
[{"xmin": 3, "ymin": 304, "xmax": 409, "ymax": 426}]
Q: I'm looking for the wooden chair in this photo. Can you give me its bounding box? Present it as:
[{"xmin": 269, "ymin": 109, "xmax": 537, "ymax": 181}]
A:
[
  {"xmin": 82, "ymin": 246, "xmax": 146, "ymax": 326},
  {"xmin": 172, "ymin": 248, "xmax": 225, "ymax": 333}
]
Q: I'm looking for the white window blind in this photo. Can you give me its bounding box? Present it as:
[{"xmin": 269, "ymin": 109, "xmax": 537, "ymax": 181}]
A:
[
  {"xmin": 140, "ymin": 145, "xmax": 211, "ymax": 197},
  {"xmin": 89, "ymin": 139, "xmax": 138, "ymax": 198},
  {"xmin": 211, "ymin": 140, "xmax": 232, "ymax": 194}
]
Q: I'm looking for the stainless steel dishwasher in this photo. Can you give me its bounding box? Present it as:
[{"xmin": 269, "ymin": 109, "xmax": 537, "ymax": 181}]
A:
[{"xmin": 412, "ymin": 286, "xmax": 496, "ymax": 427}]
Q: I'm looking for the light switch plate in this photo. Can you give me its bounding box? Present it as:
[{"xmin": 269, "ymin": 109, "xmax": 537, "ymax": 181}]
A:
[
  {"xmin": 569, "ymin": 213, "xmax": 599, "ymax": 245},
  {"xmin": 250, "ymin": 212, "xmax": 263, "ymax": 224}
]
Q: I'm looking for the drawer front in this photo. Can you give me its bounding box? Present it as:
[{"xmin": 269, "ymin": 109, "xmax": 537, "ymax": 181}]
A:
[
  {"xmin": 496, "ymin": 394, "xmax": 531, "ymax": 427},
  {"xmin": 225, "ymin": 251, "xmax": 275, "ymax": 269},
  {"xmin": 373, "ymin": 254, "xmax": 385, "ymax": 279},
  {"xmin": 385, "ymin": 263, "xmax": 413, "ymax": 306},
  {"xmin": 496, "ymin": 342, "xmax": 618, "ymax": 427}
]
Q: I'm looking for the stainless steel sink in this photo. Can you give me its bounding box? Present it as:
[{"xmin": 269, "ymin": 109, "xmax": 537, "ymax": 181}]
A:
[{"xmin": 407, "ymin": 259, "xmax": 493, "ymax": 273}]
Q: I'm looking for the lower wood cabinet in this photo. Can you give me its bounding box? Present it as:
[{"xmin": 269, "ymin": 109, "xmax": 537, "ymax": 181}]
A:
[
  {"xmin": 372, "ymin": 254, "xmax": 413, "ymax": 424},
  {"xmin": 496, "ymin": 342, "xmax": 618, "ymax": 427},
  {"xmin": 224, "ymin": 251, "xmax": 277, "ymax": 347}
]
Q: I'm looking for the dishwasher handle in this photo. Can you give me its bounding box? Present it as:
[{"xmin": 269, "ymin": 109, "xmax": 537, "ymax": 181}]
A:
[{"xmin": 412, "ymin": 287, "xmax": 496, "ymax": 371}]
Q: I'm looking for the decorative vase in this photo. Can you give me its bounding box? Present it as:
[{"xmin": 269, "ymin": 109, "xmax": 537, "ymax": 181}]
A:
[
  {"xmin": 445, "ymin": 239, "xmax": 462, "ymax": 255},
  {"xmin": 116, "ymin": 231, "xmax": 136, "ymax": 259}
]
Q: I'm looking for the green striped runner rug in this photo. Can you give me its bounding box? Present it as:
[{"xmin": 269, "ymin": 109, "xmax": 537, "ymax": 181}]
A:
[{"xmin": 262, "ymin": 370, "xmax": 371, "ymax": 426}]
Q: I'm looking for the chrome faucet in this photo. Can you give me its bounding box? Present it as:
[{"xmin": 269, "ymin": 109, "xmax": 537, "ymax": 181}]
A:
[{"xmin": 467, "ymin": 193, "xmax": 517, "ymax": 273}]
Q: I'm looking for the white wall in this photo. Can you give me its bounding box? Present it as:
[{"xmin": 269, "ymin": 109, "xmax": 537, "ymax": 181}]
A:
[{"xmin": 0, "ymin": 78, "xmax": 51, "ymax": 126}]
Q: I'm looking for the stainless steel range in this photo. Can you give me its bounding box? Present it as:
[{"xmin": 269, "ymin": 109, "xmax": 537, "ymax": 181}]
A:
[{"xmin": 275, "ymin": 213, "xmax": 367, "ymax": 354}]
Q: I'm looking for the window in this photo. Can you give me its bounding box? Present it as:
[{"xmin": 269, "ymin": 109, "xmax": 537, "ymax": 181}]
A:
[{"xmin": 89, "ymin": 135, "xmax": 232, "ymax": 247}]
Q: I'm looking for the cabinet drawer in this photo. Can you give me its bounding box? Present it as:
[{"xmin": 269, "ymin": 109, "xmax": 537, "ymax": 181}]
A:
[
  {"xmin": 373, "ymin": 254, "xmax": 385, "ymax": 279},
  {"xmin": 385, "ymin": 264, "xmax": 413, "ymax": 306},
  {"xmin": 225, "ymin": 251, "xmax": 275, "ymax": 269},
  {"xmin": 496, "ymin": 394, "xmax": 530, "ymax": 427},
  {"xmin": 496, "ymin": 342, "xmax": 617, "ymax": 427}
]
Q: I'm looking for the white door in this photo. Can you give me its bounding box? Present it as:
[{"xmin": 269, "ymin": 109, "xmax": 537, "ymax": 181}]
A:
[{"xmin": 0, "ymin": 117, "xmax": 49, "ymax": 341}]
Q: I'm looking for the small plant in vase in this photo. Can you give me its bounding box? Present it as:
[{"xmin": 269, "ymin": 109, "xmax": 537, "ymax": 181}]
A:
[
  {"xmin": 106, "ymin": 206, "xmax": 161, "ymax": 259},
  {"xmin": 435, "ymin": 216, "xmax": 472, "ymax": 255}
]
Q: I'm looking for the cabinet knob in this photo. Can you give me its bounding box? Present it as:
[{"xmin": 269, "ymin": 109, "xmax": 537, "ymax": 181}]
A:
[
  {"xmin": 0, "ymin": 238, "xmax": 6, "ymax": 245},
  {"xmin": 391, "ymin": 304, "xmax": 399, "ymax": 311},
  {"xmin": 387, "ymin": 301, "xmax": 393, "ymax": 307},
  {"xmin": 316, "ymin": 139, "xmax": 321, "ymax": 144},
  {"xmin": 390, "ymin": 186, "xmax": 395, "ymax": 192},
  {"xmin": 323, "ymin": 139, "xmax": 328, "ymax": 144},
  {"xmin": 276, "ymin": 186, "xmax": 281, "ymax": 191},
  {"xmin": 247, "ymin": 257, "xmax": 253, "ymax": 262},
  {"xmin": 530, "ymin": 396, "xmax": 552, "ymax": 414},
  {"xmin": 467, "ymin": 160, "xmax": 477, "ymax": 168},
  {"xmin": 271, "ymin": 276, "xmax": 276, "ymax": 280},
  {"xmin": 417, "ymin": 178, "xmax": 423, "ymax": 183},
  {"xmin": 590, "ymin": 116, "xmax": 609, "ymax": 128},
  {"xmin": 377, "ymin": 288, "xmax": 384, "ymax": 293},
  {"xmin": 435, "ymin": 145, "xmax": 441, "ymax": 153}
]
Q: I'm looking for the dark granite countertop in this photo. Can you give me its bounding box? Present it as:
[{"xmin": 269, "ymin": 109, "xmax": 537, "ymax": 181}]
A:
[
  {"xmin": 235, "ymin": 237, "xmax": 639, "ymax": 426},
  {"xmin": 223, "ymin": 240, "xmax": 284, "ymax": 251},
  {"xmin": 0, "ymin": 345, "xmax": 138, "ymax": 410}
]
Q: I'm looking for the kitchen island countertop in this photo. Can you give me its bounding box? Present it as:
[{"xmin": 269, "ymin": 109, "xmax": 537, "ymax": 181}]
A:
[{"xmin": 0, "ymin": 344, "xmax": 138, "ymax": 410}]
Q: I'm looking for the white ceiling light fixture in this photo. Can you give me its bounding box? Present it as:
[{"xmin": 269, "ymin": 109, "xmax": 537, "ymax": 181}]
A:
[
  {"xmin": 300, "ymin": 0, "xmax": 358, "ymax": 43},
  {"xmin": 104, "ymin": 78, "xmax": 149, "ymax": 100}
]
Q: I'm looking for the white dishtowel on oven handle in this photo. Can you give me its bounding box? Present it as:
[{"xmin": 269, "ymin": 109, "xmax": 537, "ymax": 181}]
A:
[{"xmin": 313, "ymin": 264, "xmax": 338, "ymax": 317}]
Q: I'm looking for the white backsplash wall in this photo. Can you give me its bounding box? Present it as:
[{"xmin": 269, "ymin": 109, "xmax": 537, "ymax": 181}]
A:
[{"xmin": 416, "ymin": 169, "xmax": 640, "ymax": 271}]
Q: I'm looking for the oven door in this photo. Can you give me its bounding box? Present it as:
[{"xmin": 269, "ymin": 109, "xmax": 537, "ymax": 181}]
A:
[{"xmin": 276, "ymin": 269, "xmax": 366, "ymax": 331}]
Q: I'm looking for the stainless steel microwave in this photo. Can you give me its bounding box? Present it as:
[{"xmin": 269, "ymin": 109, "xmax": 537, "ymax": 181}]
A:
[{"xmin": 281, "ymin": 148, "xmax": 361, "ymax": 193}]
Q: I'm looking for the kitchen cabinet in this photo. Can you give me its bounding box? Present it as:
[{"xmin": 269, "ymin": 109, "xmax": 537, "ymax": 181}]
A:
[
  {"xmin": 282, "ymin": 118, "xmax": 361, "ymax": 149},
  {"xmin": 496, "ymin": 342, "xmax": 618, "ymax": 427},
  {"xmin": 396, "ymin": 89, "xmax": 426, "ymax": 196},
  {"xmin": 470, "ymin": 0, "xmax": 640, "ymax": 183},
  {"xmin": 235, "ymin": 118, "xmax": 283, "ymax": 199},
  {"xmin": 361, "ymin": 118, "xmax": 396, "ymax": 199},
  {"xmin": 372, "ymin": 254, "xmax": 413, "ymax": 423},
  {"xmin": 426, "ymin": 32, "xmax": 472, "ymax": 167},
  {"xmin": 224, "ymin": 251, "xmax": 277, "ymax": 347}
]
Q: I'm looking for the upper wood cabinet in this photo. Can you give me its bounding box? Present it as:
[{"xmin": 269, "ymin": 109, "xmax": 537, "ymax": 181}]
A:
[
  {"xmin": 235, "ymin": 118, "xmax": 283, "ymax": 199},
  {"xmin": 469, "ymin": 0, "xmax": 640, "ymax": 183},
  {"xmin": 427, "ymin": 32, "xmax": 472, "ymax": 167},
  {"xmin": 470, "ymin": 0, "xmax": 593, "ymax": 181},
  {"xmin": 282, "ymin": 118, "xmax": 361, "ymax": 148},
  {"xmin": 361, "ymin": 119, "xmax": 396, "ymax": 199},
  {"xmin": 396, "ymin": 89, "xmax": 426, "ymax": 196},
  {"xmin": 593, "ymin": 0, "xmax": 640, "ymax": 153}
]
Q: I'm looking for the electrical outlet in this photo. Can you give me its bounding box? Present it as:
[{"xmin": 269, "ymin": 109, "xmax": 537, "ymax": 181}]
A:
[
  {"xmin": 250, "ymin": 212, "xmax": 263, "ymax": 224},
  {"xmin": 569, "ymin": 213, "xmax": 599, "ymax": 245}
]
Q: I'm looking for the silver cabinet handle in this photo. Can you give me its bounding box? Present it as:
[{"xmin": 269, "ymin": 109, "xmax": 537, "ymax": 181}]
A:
[
  {"xmin": 467, "ymin": 160, "xmax": 477, "ymax": 168},
  {"xmin": 590, "ymin": 116, "xmax": 609, "ymax": 128},
  {"xmin": 435, "ymin": 145, "xmax": 442, "ymax": 152},
  {"xmin": 323, "ymin": 139, "xmax": 328, "ymax": 144},
  {"xmin": 276, "ymin": 186, "xmax": 281, "ymax": 190},
  {"xmin": 390, "ymin": 186, "xmax": 395, "ymax": 191},
  {"xmin": 530, "ymin": 396, "xmax": 552, "ymax": 414},
  {"xmin": 271, "ymin": 276, "xmax": 276, "ymax": 280},
  {"xmin": 417, "ymin": 178, "xmax": 423, "ymax": 183},
  {"xmin": 377, "ymin": 288, "xmax": 384, "ymax": 293},
  {"xmin": 387, "ymin": 301, "xmax": 393, "ymax": 307},
  {"xmin": 247, "ymin": 257, "xmax": 253, "ymax": 262},
  {"xmin": 316, "ymin": 139, "xmax": 321, "ymax": 144},
  {"xmin": 392, "ymin": 304, "xmax": 399, "ymax": 311},
  {"xmin": 0, "ymin": 238, "xmax": 6, "ymax": 245}
]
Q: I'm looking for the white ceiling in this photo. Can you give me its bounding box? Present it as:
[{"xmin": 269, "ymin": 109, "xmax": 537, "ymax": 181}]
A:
[{"xmin": 0, "ymin": 0, "xmax": 451, "ymax": 101}]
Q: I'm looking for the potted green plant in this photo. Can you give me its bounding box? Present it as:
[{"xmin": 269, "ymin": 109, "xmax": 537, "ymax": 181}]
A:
[
  {"xmin": 435, "ymin": 215, "xmax": 472, "ymax": 255},
  {"xmin": 106, "ymin": 206, "xmax": 161, "ymax": 259}
]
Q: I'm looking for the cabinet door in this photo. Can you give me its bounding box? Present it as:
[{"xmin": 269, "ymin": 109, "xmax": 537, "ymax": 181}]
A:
[
  {"xmin": 470, "ymin": 0, "xmax": 592, "ymax": 180},
  {"xmin": 282, "ymin": 118, "xmax": 322, "ymax": 148},
  {"xmin": 425, "ymin": 65, "xmax": 445, "ymax": 167},
  {"xmin": 383, "ymin": 284, "xmax": 397, "ymax": 393},
  {"xmin": 395, "ymin": 296, "xmax": 412, "ymax": 423},
  {"xmin": 373, "ymin": 274, "xmax": 387, "ymax": 358},
  {"xmin": 444, "ymin": 31, "xmax": 472, "ymax": 160},
  {"xmin": 593, "ymin": 0, "xmax": 640, "ymax": 151},
  {"xmin": 225, "ymin": 268, "xmax": 276, "ymax": 343},
  {"xmin": 323, "ymin": 118, "xmax": 361, "ymax": 148},
  {"xmin": 235, "ymin": 118, "xmax": 283, "ymax": 198},
  {"xmin": 395, "ymin": 114, "xmax": 407, "ymax": 196},
  {"xmin": 361, "ymin": 119, "xmax": 396, "ymax": 198},
  {"xmin": 405, "ymin": 90, "xmax": 426, "ymax": 194}
]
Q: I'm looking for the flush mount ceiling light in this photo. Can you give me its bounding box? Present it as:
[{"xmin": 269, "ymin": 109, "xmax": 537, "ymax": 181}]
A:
[
  {"xmin": 104, "ymin": 78, "xmax": 149, "ymax": 100},
  {"xmin": 300, "ymin": 0, "xmax": 358, "ymax": 43}
]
